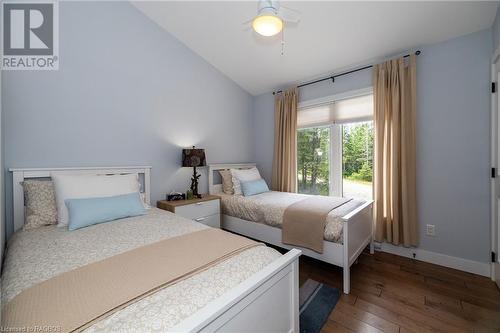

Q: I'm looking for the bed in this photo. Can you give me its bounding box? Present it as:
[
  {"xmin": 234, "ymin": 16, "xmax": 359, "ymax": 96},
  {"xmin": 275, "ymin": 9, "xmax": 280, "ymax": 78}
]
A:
[
  {"xmin": 5, "ymin": 166, "xmax": 301, "ymax": 332},
  {"xmin": 208, "ymin": 163, "xmax": 374, "ymax": 294}
]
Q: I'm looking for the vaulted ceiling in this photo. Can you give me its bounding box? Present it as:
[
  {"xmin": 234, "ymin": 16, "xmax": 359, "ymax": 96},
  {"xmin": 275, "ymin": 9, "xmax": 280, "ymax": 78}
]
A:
[{"xmin": 132, "ymin": 1, "xmax": 498, "ymax": 95}]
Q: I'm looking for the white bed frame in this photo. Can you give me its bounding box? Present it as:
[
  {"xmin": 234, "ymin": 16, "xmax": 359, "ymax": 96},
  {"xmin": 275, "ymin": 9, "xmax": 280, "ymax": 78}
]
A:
[
  {"xmin": 10, "ymin": 166, "xmax": 301, "ymax": 333},
  {"xmin": 209, "ymin": 163, "xmax": 374, "ymax": 294},
  {"xmin": 10, "ymin": 166, "xmax": 153, "ymax": 233}
]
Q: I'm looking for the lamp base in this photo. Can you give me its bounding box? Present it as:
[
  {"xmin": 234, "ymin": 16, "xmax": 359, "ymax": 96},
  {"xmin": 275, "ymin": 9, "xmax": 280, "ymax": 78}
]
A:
[{"xmin": 190, "ymin": 166, "xmax": 202, "ymax": 198}]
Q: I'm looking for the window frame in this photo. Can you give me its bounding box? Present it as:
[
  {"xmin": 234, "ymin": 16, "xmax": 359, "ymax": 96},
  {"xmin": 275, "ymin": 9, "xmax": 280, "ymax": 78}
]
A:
[{"xmin": 297, "ymin": 88, "xmax": 374, "ymax": 197}]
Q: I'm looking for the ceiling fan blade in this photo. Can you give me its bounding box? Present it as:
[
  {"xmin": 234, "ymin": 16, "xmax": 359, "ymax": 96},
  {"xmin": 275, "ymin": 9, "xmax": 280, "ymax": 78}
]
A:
[
  {"xmin": 242, "ymin": 17, "xmax": 254, "ymax": 25},
  {"xmin": 241, "ymin": 17, "xmax": 254, "ymax": 31},
  {"xmin": 278, "ymin": 6, "xmax": 300, "ymax": 23}
]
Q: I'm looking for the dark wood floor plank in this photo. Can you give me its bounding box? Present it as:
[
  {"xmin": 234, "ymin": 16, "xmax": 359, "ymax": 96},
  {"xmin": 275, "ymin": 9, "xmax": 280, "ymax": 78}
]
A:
[
  {"xmin": 360, "ymin": 290, "xmax": 471, "ymax": 333},
  {"xmin": 379, "ymin": 289, "xmax": 478, "ymax": 332},
  {"xmin": 464, "ymin": 279, "xmax": 500, "ymax": 291},
  {"xmin": 471, "ymin": 327, "xmax": 500, "ymax": 333},
  {"xmin": 350, "ymin": 275, "xmax": 384, "ymax": 297},
  {"xmin": 352, "ymin": 265, "xmax": 427, "ymax": 303},
  {"xmin": 424, "ymin": 277, "xmax": 500, "ymax": 311},
  {"xmin": 359, "ymin": 258, "xmax": 500, "ymax": 310},
  {"xmin": 321, "ymin": 320, "xmax": 355, "ymax": 333},
  {"xmin": 358, "ymin": 253, "xmax": 425, "ymax": 283},
  {"xmin": 461, "ymin": 300, "xmax": 500, "ymax": 330},
  {"xmin": 335, "ymin": 300, "xmax": 400, "ymax": 333},
  {"xmin": 354, "ymin": 297, "xmax": 435, "ymax": 333},
  {"xmin": 353, "ymin": 262, "xmax": 473, "ymax": 313},
  {"xmin": 340, "ymin": 293, "xmax": 358, "ymax": 305},
  {"xmin": 425, "ymin": 294, "xmax": 463, "ymax": 313},
  {"xmin": 299, "ymin": 251, "xmax": 500, "ymax": 333},
  {"xmin": 330, "ymin": 308, "xmax": 385, "ymax": 333},
  {"xmin": 356, "ymin": 261, "xmax": 499, "ymax": 319},
  {"xmin": 425, "ymin": 276, "xmax": 500, "ymax": 303},
  {"xmin": 399, "ymin": 261, "xmax": 493, "ymax": 290},
  {"xmin": 374, "ymin": 252, "xmax": 491, "ymax": 285}
]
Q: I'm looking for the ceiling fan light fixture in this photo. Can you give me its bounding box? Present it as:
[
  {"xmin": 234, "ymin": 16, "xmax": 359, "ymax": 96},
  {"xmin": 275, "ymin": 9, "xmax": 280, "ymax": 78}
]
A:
[{"xmin": 252, "ymin": 14, "xmax": 283, "ymax": 37}]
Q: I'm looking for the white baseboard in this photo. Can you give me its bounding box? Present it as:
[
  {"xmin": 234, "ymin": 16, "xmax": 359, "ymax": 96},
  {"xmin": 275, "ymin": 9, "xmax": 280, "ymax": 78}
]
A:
[{"xmin": 374, "ymin": 242, "xmax": 491, "ymax": 277}]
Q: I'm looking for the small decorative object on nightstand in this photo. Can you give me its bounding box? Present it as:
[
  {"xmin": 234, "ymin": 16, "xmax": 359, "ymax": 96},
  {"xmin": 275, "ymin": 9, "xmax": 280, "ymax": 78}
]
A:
[
  {"xmin": 157, "ymin": 195, "xmax": 221, "ymax": 228},
  {"xmin": 182, "ymin": 146, "xmax": 206, "ymax": 198}
]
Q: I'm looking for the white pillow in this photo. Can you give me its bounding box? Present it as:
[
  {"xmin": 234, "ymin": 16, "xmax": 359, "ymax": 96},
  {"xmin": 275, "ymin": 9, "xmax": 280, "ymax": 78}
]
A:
[
  {"xmin": 231, "ymin": 167, "xmax": 262, "ymax": 195},
  {"xmin": 52, "ymin": 173, "xmax": 141, "ymax": 227}
]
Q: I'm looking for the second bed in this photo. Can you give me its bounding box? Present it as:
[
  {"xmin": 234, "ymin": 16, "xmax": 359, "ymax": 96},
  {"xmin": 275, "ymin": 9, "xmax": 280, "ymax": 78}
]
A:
[{"xmin": 209, "ymin": 163, "xmax": 374, "ymax": 294}]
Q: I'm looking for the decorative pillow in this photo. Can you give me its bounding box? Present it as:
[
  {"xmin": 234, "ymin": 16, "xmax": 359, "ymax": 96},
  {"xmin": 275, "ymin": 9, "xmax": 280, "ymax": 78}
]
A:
[
  {"xmin": 218, "ymin": 170, "xmax": 234, "ymax": 194},
  {"xmin": 66, "ymin": 192, "xmax": 146, "ymax": 231},
  {"xmin": 230, "ymin": 167, "xmax": 262, "ymax": 195},
  {"xmin": 241, "ymin": 179, "xmax": 269, "ymax": 197},
  {"xmin": 21, "ymin": 180, "xmax": 58, "ymax": 230},
  {"xmin": 52, "ymin": 173, "xmax": 141, "ymax": 227}
]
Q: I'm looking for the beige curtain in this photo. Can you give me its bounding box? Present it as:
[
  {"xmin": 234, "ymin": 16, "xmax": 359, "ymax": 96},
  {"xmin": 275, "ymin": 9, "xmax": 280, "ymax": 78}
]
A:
[
  {"xmin": 373, "ymin": 55, "xmax": 417, "ymax": 247},
  {"xmin": 272, "ymin": 88, "xmax": 298, "ymax": 192}
]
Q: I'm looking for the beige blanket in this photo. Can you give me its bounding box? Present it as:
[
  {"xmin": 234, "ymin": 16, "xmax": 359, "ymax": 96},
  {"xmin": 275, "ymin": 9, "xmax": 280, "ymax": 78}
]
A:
[
  {"xmin": 282, "ymin": 196, "xmax": 350, "ymax": 253},
  {"xmin": 2, "ymin": 228, "xmax": 259, "ymax": 333}
]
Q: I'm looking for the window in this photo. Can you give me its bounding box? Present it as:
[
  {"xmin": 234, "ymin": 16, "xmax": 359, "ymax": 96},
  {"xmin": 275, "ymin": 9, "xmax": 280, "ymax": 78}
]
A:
[
  {"xmin": 297, "ymin": 126, "xmax": 330, "ymax": 195},
  {"xmin": 297, "ymin": 93, "xmax": 373, "ymax": 200},
  {"xmin": 342, "ymin": 121, "xmax": 373, "ymax": 200}
]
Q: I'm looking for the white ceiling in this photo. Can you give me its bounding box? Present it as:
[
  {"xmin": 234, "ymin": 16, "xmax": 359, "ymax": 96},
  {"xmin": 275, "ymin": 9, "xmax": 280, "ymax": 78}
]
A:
[{"xmin": 132, "ymin": 1, "xmax": 499, "ymax": 96}]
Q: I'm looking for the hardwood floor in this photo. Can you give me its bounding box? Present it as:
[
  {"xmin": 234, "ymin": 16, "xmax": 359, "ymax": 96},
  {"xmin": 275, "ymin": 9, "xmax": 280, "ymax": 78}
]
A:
[{"xmin": 298, "ymin": 251, "xmax": 500, "ymax": 333}]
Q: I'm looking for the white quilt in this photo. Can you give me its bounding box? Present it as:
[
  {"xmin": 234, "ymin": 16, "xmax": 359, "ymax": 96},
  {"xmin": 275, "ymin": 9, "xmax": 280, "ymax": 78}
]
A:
[
  {"xmin": 1, "ymin": 208, "xmax": 280, "ymax": 332},
  {"xmin": 219, "ymin": 191, "xmax": 366, "ymax": 244}
]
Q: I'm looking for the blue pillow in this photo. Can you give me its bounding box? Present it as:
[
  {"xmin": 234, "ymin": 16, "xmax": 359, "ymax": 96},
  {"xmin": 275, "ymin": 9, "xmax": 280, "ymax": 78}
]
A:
[
  {"xmin": 65, "ymin": 192, "xmax": 146, "ymax": 231},
  {"xmin": 241, "ymin": 178, "xmax": 269, "ymax": 196}
]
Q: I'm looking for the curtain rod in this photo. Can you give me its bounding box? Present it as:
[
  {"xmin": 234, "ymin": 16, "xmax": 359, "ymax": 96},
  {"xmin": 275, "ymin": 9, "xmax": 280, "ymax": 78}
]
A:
[{"xmin": 273, "ymin": 50, "xmax": 421, "ymax": 95}]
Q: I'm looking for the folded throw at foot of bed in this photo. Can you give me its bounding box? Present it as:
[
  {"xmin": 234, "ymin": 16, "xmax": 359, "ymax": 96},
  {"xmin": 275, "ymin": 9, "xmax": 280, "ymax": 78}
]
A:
[{"xmin": 282, "ymin": 196, "xmax": 351, "ymax": 253}]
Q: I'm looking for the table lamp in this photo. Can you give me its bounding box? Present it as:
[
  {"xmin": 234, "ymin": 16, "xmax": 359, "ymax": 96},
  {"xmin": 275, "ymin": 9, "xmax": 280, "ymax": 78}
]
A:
[{"xmin": 182, "ymin": 146, "xmax": 206, "ymax": 198}]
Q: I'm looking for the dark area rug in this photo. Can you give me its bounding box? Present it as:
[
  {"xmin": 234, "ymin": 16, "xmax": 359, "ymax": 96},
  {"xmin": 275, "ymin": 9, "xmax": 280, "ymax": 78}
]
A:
[{"xmin": 299, "ymin": 279, "xmax": 340, "ymax": 333}]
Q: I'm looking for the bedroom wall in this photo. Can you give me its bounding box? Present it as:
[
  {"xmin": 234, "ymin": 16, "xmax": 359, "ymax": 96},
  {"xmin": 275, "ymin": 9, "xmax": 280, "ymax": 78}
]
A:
[
  {"xmin": 2, "ymin": 1, "xmax": 255, "ymax": 239},
  {"xmin": 493, "ymin": 6, "xmax": 500, "ymax": 52},
  {"xmin": 253, "ymin": 29, "xmax": 492, "ymax": 264}
]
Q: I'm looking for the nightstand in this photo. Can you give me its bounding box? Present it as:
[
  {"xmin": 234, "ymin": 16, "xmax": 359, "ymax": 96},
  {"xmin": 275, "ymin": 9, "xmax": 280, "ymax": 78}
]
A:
[{"xmin": 157, "ymin": 195, "xmax": 221, "ymax": 228}]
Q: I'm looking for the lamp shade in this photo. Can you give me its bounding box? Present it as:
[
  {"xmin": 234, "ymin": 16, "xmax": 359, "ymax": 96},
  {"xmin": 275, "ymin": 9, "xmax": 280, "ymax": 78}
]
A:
[{"xmin": 182, "ymin": 147, "xmax": 206, "ymax": 167}]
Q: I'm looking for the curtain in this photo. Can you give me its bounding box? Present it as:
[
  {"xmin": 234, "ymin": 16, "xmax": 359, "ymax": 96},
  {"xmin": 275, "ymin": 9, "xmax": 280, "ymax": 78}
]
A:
[
  {"xmin": 373, "ymin": 55, "xmax": 417, "ymax": 247},
  {"xmin": 272, "ymin": 88, "xmax": 298, "ymax": 192}
]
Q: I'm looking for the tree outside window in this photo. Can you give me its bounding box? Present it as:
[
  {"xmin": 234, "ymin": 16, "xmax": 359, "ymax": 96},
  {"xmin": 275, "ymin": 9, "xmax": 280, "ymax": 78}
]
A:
[
  {"xmin": 297, "ymin": 121, "xmax": 373, "ymax": 200},
  {"xmin": 297, "ymin": 127, "xmax": 330, "ymax": 195}
]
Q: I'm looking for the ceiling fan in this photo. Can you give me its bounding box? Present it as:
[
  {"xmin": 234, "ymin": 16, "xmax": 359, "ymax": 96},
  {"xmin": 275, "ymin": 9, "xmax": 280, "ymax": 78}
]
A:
[{"xmin": 246, "ymin": 0, "xmax": 300, "ymax": 37}]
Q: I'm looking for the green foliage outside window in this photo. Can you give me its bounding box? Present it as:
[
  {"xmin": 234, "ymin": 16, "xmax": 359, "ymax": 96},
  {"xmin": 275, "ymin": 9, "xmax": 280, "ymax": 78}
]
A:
[
  {"xmin": 297, "ymin": 122, "xmax": 373, "ymax": 196},
  {"xmin": 297, "ymin": 127, "xmax": 330, "ymax": 195},
  {"xmin": 343, "ymin": 122, "xmax": 374, "ymax": 182}
]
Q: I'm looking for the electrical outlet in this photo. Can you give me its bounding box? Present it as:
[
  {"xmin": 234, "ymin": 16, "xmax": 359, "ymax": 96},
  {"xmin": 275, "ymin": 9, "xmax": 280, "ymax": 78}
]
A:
[{"xmin": 426, "ymin": 224, "xmax": 435, "ymax": 236}]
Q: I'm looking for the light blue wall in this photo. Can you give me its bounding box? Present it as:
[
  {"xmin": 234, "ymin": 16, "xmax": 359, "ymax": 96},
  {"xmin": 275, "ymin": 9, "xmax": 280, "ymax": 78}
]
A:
[
  {"xmin": 254, "ymin": 29, "xmax": 492, "ymax": 263},
  {"xmin": 2, "ymin": 1, "xmax": 255, "ymax": 238},
  {"xmin": 493, "ymin": 6, "xmax": 500, "ymax": 52},
  {"xmin": 416, "ymin": 29, "xmax": 491, "ymax": 263}
]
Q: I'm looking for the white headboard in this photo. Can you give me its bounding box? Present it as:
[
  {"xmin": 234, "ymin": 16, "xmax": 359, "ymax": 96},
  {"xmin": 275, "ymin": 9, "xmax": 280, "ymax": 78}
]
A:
[
  {"xmin": 9, "ymin": 166, "xmax": 152, "ymax": 233},
  {"xmin": 208, "ymin": 163, "xmax": 256, "ymax": 194}
]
